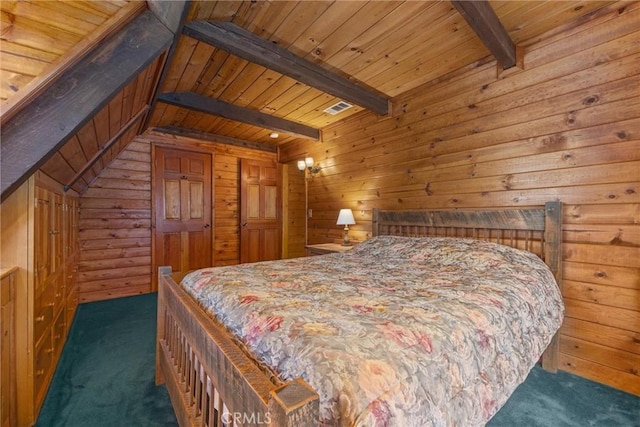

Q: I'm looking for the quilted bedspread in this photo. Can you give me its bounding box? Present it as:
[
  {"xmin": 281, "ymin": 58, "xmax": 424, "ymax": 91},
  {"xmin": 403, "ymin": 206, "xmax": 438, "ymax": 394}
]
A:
[{"xmin": 181, "ymin": 236, "xmax": 564, "ymax": 426}]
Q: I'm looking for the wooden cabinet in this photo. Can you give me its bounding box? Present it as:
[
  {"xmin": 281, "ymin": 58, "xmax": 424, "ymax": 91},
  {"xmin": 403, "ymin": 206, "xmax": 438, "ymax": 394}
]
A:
[
  {"xmin": 305, "ymin": 243, "xmax": 357, "ymax": 256},
  {"xmin": 1, "ymin": 268, "xmax": 17, "ymax": 427},
  {"xmin": 1, "ymin": 175, "xmax": 80, "ymax": 426},
  {"xmin": 29, "ymin": 185, "xmax": 79, "ymax": 421}
]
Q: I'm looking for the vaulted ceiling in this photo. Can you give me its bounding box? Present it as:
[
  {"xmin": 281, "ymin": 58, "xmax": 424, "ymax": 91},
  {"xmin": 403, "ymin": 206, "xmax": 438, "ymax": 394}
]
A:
[{"xmin": 0, "ymin": 0, "xmax": 617, "ymax": 200}]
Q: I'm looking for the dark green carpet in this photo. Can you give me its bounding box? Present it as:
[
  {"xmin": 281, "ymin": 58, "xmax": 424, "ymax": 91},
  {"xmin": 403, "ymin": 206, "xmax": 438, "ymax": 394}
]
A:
[
  {"xmin": 36, "ymin": 293, "xmax": 177, "ymax": 426},
  {"xmin": 37, "ymin": 294, "xmax": 639, "ymax": 426}
]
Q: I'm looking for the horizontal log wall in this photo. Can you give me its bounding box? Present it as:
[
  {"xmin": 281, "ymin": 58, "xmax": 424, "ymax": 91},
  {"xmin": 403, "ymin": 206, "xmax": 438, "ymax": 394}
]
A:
[
  {"xmin": 78, "ymin": 132, "xmax": 279, "ymax": 302},
  {"xmin": 280, "ymin": 4, "xmax": 639, "ymax": 395},
  {"xmin": 78, "ymin": 141, "xmax": 152, "ymax": 302}
]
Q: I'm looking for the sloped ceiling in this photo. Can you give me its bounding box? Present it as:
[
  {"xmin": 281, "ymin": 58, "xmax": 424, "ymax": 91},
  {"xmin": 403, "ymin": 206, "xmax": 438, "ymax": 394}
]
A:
[
  {"xmin": 148, "ymin": 0, "xmax": 615, "ymax": 145},
  {"xmin": 0, "ymin": 0, "xmax": 618, "ymax": 200},
  {"xmin": 1, "ymin": 0, "xmax": 142, "ymax": 120},
  {"xmin": 0, "ymin": 1, "xmax": 174, "ymax": 199}
]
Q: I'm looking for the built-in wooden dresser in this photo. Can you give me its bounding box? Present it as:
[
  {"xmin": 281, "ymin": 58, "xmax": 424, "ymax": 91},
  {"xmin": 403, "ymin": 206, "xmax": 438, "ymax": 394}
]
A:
[{"xmin": 1, "ymin": 174, "xmax": 79, "ymax": 426}]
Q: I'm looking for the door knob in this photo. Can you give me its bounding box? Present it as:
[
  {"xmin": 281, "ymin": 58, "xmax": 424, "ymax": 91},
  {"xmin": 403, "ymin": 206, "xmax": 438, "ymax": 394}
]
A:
[
  {"xmin": 241, "ymin": 222, "xmax": 248, "ymax": 227},
  {"xmin": 204, "ymin": 224, "xmax": 210, "ymax": 228}
]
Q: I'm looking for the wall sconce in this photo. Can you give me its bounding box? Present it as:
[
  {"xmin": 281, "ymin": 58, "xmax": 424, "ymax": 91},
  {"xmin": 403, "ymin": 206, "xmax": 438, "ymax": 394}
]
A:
[
  {"xmin": 297, "ymin": 157, "xmax": 321, "ymax": 176},
  {"xmin": 336, "ymin": 209, "xmax": 356, "ymax": 246}
]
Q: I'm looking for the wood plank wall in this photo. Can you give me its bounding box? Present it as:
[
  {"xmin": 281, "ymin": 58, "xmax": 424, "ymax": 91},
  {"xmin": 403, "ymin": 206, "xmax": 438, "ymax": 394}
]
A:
[
  {"xmin": 79, "ymin": 132, "xmax": 276, "ymax": 302},
  {"xmin": 78, "ymin": 132, "xmax": 279, "ymax": 302},
  {"xmin": 77, "ymin": 140, "xmax": 152, "ymax": 303},
  {"xmin": 280, "ymin": 3, "xmax": 639, "ymax": 395},
  {"xmin": 284, "ymin": 162, "xmax": 306, "ymax": 258}
]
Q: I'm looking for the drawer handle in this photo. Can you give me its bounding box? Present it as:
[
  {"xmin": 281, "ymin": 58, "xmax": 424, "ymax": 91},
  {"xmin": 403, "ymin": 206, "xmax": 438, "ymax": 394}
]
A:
[
  {"xmin": 46, "ymin": 347, "xmax": 54, "ymax": 354},
  {"xmin": 36, "ymin": 369, "xmax": 44, "ymax": 376},
  {"xmin": 35, "ymin": 315, "xmax": 45, "ymax": 322}
]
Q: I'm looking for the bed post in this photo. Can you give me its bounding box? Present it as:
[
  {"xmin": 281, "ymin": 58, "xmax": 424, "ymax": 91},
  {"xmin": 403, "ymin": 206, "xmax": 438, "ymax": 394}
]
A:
[
  {"xmin": 155, "ymin": 266, "xmax": 172, "ymax": 386},
  {"xmin": 542, "ymin": 201, "xmax": 562, "ymax": 372},
  {"xmin": 268, "ymin": 378, "xmax": 319, "ymax": 426},
  {"xmin": 372, "ymin": 208, "xmax": 380, "ymax": 237}
]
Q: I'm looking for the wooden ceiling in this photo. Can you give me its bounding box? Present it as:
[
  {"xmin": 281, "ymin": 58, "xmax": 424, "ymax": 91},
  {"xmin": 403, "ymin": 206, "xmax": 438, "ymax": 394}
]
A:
[
  {"xmin": 0, "ymin": 0, "xmax": 141, "ymax": 121},
  {"xmin": 148, "ymin": 0, "xmax": 615, "ymax": 145},
  {"xmin": 0, "ymin": 0, "xmax": 618, "ymax": 199}
]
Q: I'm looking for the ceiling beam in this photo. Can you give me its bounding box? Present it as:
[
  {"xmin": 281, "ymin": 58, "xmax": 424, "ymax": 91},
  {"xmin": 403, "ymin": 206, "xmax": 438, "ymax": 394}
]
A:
[
  {"xmin": 1, "ymin": 10, "xmax": 173, "ymax": 201},
  {"xmin": 183, "ymin": 20, "xmax": 389, "ymax": 115},
  {"xmin": 143, "ymin": 0, "xmax": 191, "ymax": 131},
  {"xmin": 157, "ymin": 92, "xmax": 320, "ymax": 141},
  {"xmin": 451, "ymin": 0, "xmax": 516, "ymax": 69},
  {"xmin": 147, "ymin": 0, "xmax": 190, "ymax": 34},
  {"xmin": 153, "ymin": 126, "xmax": 278, "ymax": 153}
]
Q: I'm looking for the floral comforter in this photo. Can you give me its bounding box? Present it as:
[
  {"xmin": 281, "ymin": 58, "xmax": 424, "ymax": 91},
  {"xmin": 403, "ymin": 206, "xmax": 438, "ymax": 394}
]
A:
[{"xmin": 181, "ymin": 236, "xmax": 564, "ymax": 426}]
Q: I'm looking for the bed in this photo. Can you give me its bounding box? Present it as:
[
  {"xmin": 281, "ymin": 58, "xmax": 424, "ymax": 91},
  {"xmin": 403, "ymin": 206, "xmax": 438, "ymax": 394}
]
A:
[{"xmin": 156, "ymin": 202, "xmax": 563, "ymax": 426}]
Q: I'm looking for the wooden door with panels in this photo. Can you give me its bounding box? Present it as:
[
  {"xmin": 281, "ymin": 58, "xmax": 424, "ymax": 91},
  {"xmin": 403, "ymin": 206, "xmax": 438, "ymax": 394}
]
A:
[
  {"xmin": 154, "ymin": 147, "xmax": 213, "ymax": 284},
  {"xmin": 240, "ymin": 159, "xmax": 281, "ymax": 263}
]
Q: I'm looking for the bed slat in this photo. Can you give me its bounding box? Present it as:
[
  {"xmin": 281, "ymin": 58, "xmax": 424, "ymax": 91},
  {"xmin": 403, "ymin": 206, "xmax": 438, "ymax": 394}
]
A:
[{"xmin": 156, "ymin": 266, "xmax": 319, "ymax": 427}]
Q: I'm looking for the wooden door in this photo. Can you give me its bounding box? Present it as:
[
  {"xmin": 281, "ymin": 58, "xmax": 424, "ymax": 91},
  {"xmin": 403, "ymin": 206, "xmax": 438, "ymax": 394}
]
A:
[
  {"xmin": 240, "ymin": 159, "xmax": 281, "ymax": 263},
  {"xmin": 154, "ymin": 148, "xmax": 212, "ymax": 283}
]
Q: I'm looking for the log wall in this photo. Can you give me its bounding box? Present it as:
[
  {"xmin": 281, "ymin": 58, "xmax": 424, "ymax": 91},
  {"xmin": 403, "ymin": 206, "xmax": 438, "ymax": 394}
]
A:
[
  {"xmin": 280, "ymin": 4, "xmax": 639, "ymax": 395},
  {"xmin": 77, "ymin": 141, "xmax": 152, "ymax": 302},
  {"xmin": 78, "ymin": 132, "xmax": 279, "ymax": 302}
]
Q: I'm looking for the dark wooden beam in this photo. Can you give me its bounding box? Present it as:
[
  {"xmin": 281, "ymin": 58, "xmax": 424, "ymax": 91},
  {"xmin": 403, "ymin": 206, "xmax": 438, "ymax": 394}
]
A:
[
  {"xmin": 143, "ymin": 0, "xmax": 191, "ymax": 132},
  {"xmin": 0, "ymin": 10, "xmax": 173, "ymax": 201},
  {"xmin": 451, "ymin": 0, "xmax": 516, "ymax": 69},
  {"xmin": 183, "ymin": 21, "xmax": 389, "ymax": 115},
  {"xmin": 147, "ymin": 0, "xmax": 190, "ymax": 34},
  {"xmin": 153, "ymin": 126, "xmax": 278, "ymax": 153},
  {"xmin": 157, "ymin": 92, "xmax": 320, "ymax": 141}
]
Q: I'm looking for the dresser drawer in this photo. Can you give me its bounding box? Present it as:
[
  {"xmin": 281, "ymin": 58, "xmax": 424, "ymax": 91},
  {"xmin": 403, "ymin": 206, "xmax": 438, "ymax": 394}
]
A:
[
  {"xmin": 66, "ymin": 294, "xmax": 78, "ymax": 329},
  {"xmin": 33, "ymin": 286, "xmax": 54, "ymax": 343},
  {"xmin": 34, "ymin": 332, "xmax": 53, "ymax": 403},
  {"xmin": 53, "ymin": 309, "xmax": 66, "ymax": 358},
  {"xmin": 52, "ymin": 275, "xmax": 65, "ymax": 315}
]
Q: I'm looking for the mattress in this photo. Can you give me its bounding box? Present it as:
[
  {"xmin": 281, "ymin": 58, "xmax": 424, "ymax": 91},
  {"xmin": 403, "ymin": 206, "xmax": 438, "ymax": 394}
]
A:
[{"xmin": 181, "ymin": 236, "xmax": 564, "ymax": 426}]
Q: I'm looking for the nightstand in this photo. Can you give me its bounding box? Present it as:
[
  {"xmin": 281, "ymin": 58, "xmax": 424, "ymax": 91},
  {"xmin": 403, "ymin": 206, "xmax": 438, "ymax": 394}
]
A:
[{"xmin": 305, "ymin": 243, "xmax": 356, "ymax": 256}]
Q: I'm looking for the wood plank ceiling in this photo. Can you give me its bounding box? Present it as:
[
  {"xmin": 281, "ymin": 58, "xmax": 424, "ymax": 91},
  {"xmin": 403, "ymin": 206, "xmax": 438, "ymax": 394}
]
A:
[
  {"xmin": 149, "ymin": 0, "xmax": 615, "ymax": 146},
  {"xmin": 0, "ymin": 0, "xmax": 616, "ymax": 199},
  {"xmin": 0, "ymin": 1, "xmax": 173, "ymax": 199},
  {"xmin": 0, "ymin": 0, "xmax": 141, "ymax": 120}
]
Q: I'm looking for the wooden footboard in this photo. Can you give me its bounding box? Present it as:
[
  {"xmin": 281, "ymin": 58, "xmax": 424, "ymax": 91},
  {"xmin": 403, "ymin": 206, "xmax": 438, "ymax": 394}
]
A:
[{"xmin": 156, "ymin": 266, "xmax": 319, "ymax": 426}]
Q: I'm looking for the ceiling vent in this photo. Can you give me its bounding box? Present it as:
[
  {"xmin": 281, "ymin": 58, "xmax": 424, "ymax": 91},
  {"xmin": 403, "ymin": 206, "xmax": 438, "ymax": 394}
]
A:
[{"xmin": 324, "ymin": 101, "xmax": 353, "ymax": 115}]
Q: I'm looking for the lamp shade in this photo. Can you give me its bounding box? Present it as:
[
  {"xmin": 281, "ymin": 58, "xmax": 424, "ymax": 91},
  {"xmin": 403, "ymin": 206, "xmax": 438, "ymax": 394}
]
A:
[
  {"xmin": 297, "ymin": 160, "xmax": 306, "ymax": 171},
  {"xmin": 336, "ymin": 209, "xmax": 355, "ymax": 225}
]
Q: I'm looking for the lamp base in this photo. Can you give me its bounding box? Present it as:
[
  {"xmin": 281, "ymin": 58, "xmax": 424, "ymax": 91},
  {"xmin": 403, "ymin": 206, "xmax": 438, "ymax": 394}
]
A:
[{"xmin": 342, "ymin": 226, "xmax": 352, "ymax": 246}]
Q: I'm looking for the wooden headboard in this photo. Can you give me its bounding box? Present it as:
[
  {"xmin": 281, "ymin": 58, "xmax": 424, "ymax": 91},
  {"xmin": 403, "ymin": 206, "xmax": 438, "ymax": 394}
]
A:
[{"xmin": 372, "ymin": 201, "xmax": 563, "ymax": 371}]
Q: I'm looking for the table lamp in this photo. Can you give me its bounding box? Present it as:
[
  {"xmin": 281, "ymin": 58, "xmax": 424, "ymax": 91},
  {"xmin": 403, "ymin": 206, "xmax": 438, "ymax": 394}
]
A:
[{"xmin": 336, "ymin": 209, "xmax": 356, "ymax": 246}]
